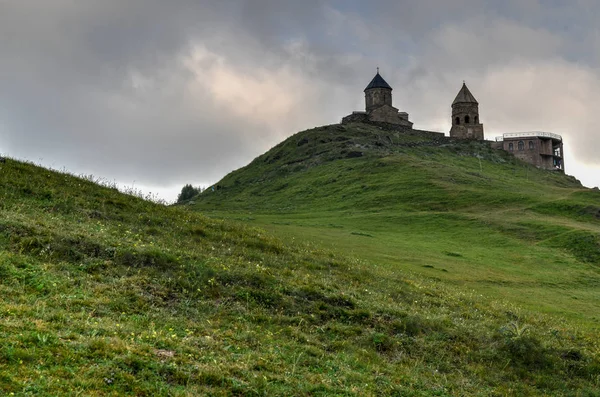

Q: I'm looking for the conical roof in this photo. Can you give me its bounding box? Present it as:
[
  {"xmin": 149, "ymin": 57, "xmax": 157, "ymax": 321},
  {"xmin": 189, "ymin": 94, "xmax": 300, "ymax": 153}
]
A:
[
  {"xmin": 452, "ymin": 82, "xmax": 478, "ymax": 105},
  {"xmin": 364, "ymin": 72, "xmax": 392, "ymax": 91}
]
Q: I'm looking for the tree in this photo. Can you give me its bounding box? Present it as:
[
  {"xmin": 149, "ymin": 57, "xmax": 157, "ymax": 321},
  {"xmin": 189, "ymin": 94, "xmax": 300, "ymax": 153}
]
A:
[{"xmin": 177, "ymin": 184, "xmax": 199, "ymax": 203}]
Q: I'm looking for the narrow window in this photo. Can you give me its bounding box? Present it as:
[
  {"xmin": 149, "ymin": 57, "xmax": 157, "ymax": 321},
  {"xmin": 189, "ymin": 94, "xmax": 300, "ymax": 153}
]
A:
[
  {"xmin": 554, "ymin": 146, "xmax": 562, "ymax": 157},
  {"xmin": 474, "ymin": 116, "xmax": 478, "ymax": 124},
  {"xmin": 455, "ymin": 117, "xmax": 460, "ymax": 125},
  {"xmin": 508, "ymin": 142, "xmax": 514, "ymax": 151},
  {"xmin": 518, "ymin": 141, "xmax": 524, "ymax": 151},
  {"xmin": 465, "ymin": 115, "xmax": 470, "ymax": 124},
  {"xmin": 529, "ymin": 141, "xmax": 534, "ymax": 150}
]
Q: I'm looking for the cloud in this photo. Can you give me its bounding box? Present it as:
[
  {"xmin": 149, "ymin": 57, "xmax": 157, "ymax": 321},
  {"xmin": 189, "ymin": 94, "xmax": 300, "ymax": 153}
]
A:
[
  {"xmin": 185, "ymin": 45, "xmax": 316, "ymax": 131},
  {"xmin": 0, "ymin": 2, "xmax": 353, "ymax": 197},
  {"xmin": 479, "ymin": 60, "xmax": 600, "ymax": 179},
  {"xmin": 430, "ymin": 18, "xmax": 564, "ymax": 69},
  {"xmin": 393, "ymin": 13, "xmax": 600, "ymax": 189},
  {"xmin": 1, "ymin": 1, "xmax": 599, "ymax": 202}
]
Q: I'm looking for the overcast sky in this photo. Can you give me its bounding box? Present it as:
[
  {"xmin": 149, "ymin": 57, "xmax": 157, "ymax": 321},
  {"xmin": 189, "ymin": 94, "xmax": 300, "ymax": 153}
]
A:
[{"xmin": 1, "ymin": 1, "xmax": 599, "ymax": 202}]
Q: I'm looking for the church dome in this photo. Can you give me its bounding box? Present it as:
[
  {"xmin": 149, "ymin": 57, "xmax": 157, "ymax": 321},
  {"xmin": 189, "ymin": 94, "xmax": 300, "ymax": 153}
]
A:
[{"xmin": 364, "ymin": 71, "xmax": 392, "ymax": 91}]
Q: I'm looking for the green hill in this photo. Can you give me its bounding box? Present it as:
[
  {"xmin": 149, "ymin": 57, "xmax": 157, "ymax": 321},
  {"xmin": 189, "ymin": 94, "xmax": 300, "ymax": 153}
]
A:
[
  {"xmin": 1, "ymin": 120, "xmax": 600, "ymax": 395},
  {"xmin": 191, "ymin": 123, "xmax": 600, "ymax": 322},
  {"xmin": 192, "ymin": 122, "xmax": 600, "ymax": 391}
]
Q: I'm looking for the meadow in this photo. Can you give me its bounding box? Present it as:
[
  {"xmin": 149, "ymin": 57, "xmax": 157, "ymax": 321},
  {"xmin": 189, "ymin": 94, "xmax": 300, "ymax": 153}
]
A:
[
  {"xmin": 1, "ymin": 122, "xmax": 599, "ymax": 395},
  {"xmin": 193, "ymin": 123, "xmax": 600, "ymax": 328}
]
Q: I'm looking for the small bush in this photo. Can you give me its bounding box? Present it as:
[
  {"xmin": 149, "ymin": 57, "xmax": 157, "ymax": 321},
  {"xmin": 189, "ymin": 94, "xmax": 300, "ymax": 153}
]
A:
[
  {"xmin": 177, "ymin": 184, "xmax": 200, "ymax": 203},
  {"xmin": 389, "ymin": 313, "xmax": 447, "ymax": 337},
  {"xmin": 503, "ymin": 335, "xmax": 551, "ymax": 368},
  {"xmin": 116, "ymin": 248, "xmax": 178, "ymax": 269}
]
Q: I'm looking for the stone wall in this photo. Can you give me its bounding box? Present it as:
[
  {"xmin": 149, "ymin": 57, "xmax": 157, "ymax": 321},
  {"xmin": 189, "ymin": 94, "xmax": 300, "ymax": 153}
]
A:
[
  {"xmin": 410, "ymin": 129, "xmax": 446, "ymax": 140},
  {"xmin": 490, "ymin": 141, "xmax": 503, "ymax": 150},
  {"xmin": 365, "ymin": 88, "xmax": 392, "ymax": 112},
  {"xmin": 341, "ymin": 112, "xmax": 370, "ymax": 124},
  {"xmin": 449, "ymin": 124, "xmax": 484, "ymax": 140},
  {"xmin": 369, "ymin": 105, "xmax": 413, "ymax": 127},
  {"xmin": 342, "ymin": 108, "xmax": 413, "ymax": 129},
  {"xmin": 452, "ymin": 103, "xmax": 480, "ymax": 121},
  {"xmin": 340, "ymin": 119, "xmax": 445, "ymax": 140}
]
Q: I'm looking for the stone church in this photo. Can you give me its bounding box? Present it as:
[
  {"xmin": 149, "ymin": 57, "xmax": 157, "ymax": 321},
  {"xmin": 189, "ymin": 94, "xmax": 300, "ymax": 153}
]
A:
[
  {"xmin": 342, "ymin": 70, "xmax": 565, "ymax": 172},
  {"xmin": 341, "ymin": 70, "xmax": 413, "ymax": 127}
]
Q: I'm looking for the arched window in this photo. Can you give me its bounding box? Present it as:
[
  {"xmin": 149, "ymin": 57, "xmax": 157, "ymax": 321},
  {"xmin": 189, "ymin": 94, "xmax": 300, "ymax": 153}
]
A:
[
  {"xmin": 508, "ymin": 143, "xmax": 514, "ymax": 151},
  {"xmin": 465, "ymin": 115, "xmax": 470, "ymax": 124},
  {"xmin": 529, "ymin": 141, "xmax": 534, "ymax": 150},
  {"xmin": 474, "ymin": 116, "xmax": 478, "ymax": 124},
  {"xmin": 455, "ymin": 117, "xmax": 460, "ymax": 125},
  {"xmin": 518, "ymin": 141, "xmax": 525, "ymax": 151}
]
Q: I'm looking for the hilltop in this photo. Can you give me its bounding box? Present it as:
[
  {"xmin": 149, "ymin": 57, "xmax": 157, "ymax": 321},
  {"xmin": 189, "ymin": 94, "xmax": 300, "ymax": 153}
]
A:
[
  {"xmin": 1, "ymin": 126, "xmax": 600, "ymax": 395},
  {"xmin": 193, "ymin": 122, "xmax": 587, "ymax": 213},
  {"xmin": 191, "ymin": 122, "xmax": 600, "ymax": 327}
]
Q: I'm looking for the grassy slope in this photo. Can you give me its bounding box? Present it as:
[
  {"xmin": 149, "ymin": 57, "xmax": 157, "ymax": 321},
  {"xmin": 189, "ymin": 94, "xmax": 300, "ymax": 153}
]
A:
[
  {"xmin": 192, "ymin": 120, "xmax": 600, "ymax": 391},
  {"xmin": 186, "ymin": 122, "xmax": 600, "ymax": 390},
  {"xmin": 192, "ymin": 123, "xmax": 600, "ymax": 327},
  {"xmin": 1, "ymin": 142, "xmax": 600, "ymax": 395}
]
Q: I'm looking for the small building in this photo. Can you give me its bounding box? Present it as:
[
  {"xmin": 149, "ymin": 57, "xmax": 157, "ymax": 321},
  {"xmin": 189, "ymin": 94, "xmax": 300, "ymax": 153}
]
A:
[
  {"xmin": 342, "ymin": 70, "xmax": 413, "ymax": 128},
  {"xmin": 496, "ymin": 132, "xmax": 564, "ymax": 171},
  {"xmin": 449, "ymin": 82, "xmax": 484, "ymax": 140}
]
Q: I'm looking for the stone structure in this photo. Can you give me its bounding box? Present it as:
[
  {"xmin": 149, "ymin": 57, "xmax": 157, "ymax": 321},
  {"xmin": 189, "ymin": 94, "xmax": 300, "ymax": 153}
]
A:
[
  {"xmin": 494, "ymin": 132, "xmax": 564, "ymax": 171},
  {"xmin": 449, "ymin": 83, "xmax": 484, "ymax": 140},
  {"xmin": 448, "ymin": 83, "xmax": 566, "ymax": 171},
  {"xmin": 341, "ymin": 72, "xmax": 567, "ymax": 171},
  {"xmin": 342, "ymin": 70, "xmax": 413, "ymax": 128}
]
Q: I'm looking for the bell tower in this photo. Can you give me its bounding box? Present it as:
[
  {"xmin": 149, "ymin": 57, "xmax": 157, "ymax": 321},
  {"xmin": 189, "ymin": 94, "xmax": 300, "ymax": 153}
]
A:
[{"xmin": 449, "ymin": 82, "xmax": 484, "ymax": 140}]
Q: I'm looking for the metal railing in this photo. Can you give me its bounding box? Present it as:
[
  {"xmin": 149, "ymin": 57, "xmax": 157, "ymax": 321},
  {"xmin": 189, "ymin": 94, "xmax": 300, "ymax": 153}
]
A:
[{"xmin": 501, "ymin": 131, "xmax": 562, "ymax": 141}]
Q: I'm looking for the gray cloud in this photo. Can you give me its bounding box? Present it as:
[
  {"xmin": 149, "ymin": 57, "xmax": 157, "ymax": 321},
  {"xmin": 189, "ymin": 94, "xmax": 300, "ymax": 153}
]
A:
[{"xmin": 0, "ymin": 1, "xmax": 599, "ymax": 201}]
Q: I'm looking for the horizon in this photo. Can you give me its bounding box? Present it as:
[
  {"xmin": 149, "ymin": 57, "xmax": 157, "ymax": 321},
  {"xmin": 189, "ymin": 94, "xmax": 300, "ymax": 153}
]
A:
[{"xmin": 1, "ymin": 1, "xmax": 599, "ymax": 201}]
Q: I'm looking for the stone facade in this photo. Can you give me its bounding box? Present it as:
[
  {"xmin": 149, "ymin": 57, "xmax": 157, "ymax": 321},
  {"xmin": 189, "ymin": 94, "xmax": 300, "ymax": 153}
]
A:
[
  {"xmin": 449, "ymin": 83, "xmax": 484, "ymax": 140},
  {"xmin": 497, "ymin": 132, "xmax": 564, "ymax": 171},
  {"xmin": 341, "ymin": 112, "xmax": 370, "ymax": 124},
  {"xmin": 341, "ymin": 73, "xmax": 567, "ymax": 172},
  {"xmin": 450, "ymin": 123, "xmax": 484, "ymax": 140},
  {"xmin": 342, "ymin": 71, "xmax": 413, "ymax": 128},
  {"xmin": 369, "ymin": 105, "xmax": 411, "ymax": 125},
  {"xmin": 365, "ymin": 87, "xmax": 392, "ymax": 112}
]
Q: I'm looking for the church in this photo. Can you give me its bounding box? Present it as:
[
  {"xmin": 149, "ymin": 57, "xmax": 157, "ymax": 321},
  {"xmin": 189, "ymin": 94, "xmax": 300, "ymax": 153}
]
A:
[
  {"xmin": 341, "ymin": 69, "xmax": 413, "ymax": 128},
  {"xmin": 341, "ymin": 70, "xmax": 564, "ymax": 172}
]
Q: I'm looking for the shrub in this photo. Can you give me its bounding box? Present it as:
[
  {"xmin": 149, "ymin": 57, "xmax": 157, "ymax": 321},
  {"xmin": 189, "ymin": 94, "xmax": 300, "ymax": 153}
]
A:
[{"xmin": 177, "ymin": 184, "xmax": 200, "ymax": 203}]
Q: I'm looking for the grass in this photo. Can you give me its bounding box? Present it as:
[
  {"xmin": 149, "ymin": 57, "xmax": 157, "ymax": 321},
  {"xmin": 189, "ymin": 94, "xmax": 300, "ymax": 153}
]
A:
[
  {"xmin": 1, "ymin": 120, "xmax": 600, "ymax": 395},
  {"xmin": 192, "ymin": 123, "xmax": 600, "ymax": 327}
]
